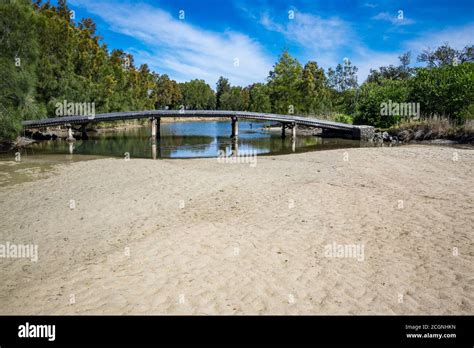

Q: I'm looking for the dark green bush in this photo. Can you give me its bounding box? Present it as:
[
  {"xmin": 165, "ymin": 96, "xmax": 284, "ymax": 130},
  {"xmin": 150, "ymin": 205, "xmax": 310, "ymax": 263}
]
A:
[
  {"xmin": 353, "ymin": 80, "xmax": 410, "ymax": 128},
  {"xmin": 409, "ymin": 63, "xmax": 474, "ymax": 123}
]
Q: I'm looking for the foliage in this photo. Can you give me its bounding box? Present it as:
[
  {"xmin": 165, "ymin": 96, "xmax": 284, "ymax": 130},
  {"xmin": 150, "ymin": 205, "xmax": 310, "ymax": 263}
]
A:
[
  {"xmin": 248, "ymin": 83, "xmax": 271, "ymax": 113},
  {"xmin": 458, "ymin": 103, "xmax": 474, "ymax": 121},
  {"xmin": 0, "ymin": 0, "xmax": 41, "ymax": 139},
  {"xmin": 418, "ymin": 43, "xmax": 474, "ymax": 67},
  {"xmin": 154, "ymin": 74, "xmax": 181, "ymax": 109},
  {"xmin": 327, "ymin": 59, "xmax": 358, "ymax": 92},
  {"xmin": 215, "ymin": 76, "xmax": 231, "ymax": 110},
  {"xmin": 353, "ymin": 80, "xmax": 410, "ymax": 128},
  {"xmin": 219, "ymin": 86, "xmax": 246, "ymax": 111},
  {"xmin": 300, "ymin": 61, "xmax": 331, "ymax": 114},
  {"xmin": 409, "ymin": 62, "xmax": 474, "ymax": 122},
  {"xmin": 267, "ymin": 50, "xmax": 304, "ymax": 114},
  {"xmin": 367, "ymin": 52, "xmax": 414, "ymax": 84},
  {"xmin": 329, "ymin": 88, "xmax": 358, "ymax": 116},
  {"xmin": 333, "ymin": 114, "xmax": 353, "ymax": 124},
  {"xmin": 179, "ymin": 79, "xmax": 216, "ymax": 110}
]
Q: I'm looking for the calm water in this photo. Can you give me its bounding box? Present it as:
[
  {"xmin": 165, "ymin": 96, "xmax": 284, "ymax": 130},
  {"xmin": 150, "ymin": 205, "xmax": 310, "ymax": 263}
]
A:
[{"xmin": 3, "ymin": 120, "xmax": 361, "ymax": 160}]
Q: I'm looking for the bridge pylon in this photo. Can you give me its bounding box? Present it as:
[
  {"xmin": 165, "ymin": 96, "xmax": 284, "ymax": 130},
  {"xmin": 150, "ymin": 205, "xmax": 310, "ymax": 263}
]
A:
[
  {"xmin": 66, "ymin": 124, "xmax": 75, "ymax": 142},
  {"xmin": 231, "ymin": 117, "xmax": 238, "ymax": 138},
  {"xmin": 150, "ymin": 117, "xmax": 161, "ymax": 138},
  {"xmin": 281, "ymin": 122, "xmax": 297, "ymax": 141}
]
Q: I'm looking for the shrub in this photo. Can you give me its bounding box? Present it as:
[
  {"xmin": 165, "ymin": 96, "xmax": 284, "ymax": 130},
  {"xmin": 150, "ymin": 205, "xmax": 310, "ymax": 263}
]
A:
[
  {"xmin": 458, "ymin": 103, "xmax": 474, "ymax": 122},
  {"xmin": 334, "ymin": 113, "xmax": 353, "ymax": 124},
  {"xmin": 353, "ymin": 80, "xmax": 410, "ymax": 128},
  {"xmin": 388, "ymin": 119, "xmax": 474, "ymax": 143},
  {"xmin": 409, "ymin": 62, "xmax": 474, "ymax": 123}
]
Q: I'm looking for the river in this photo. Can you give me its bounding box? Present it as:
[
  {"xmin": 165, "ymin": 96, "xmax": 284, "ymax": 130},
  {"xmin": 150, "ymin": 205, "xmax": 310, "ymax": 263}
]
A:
[{"xmin": 5, "ymin": 120, "xmax": 361, "ymax": 160}]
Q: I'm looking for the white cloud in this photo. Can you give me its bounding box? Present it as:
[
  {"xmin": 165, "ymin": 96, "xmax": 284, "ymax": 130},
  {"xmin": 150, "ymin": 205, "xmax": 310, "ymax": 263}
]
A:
[
  {"xmin": 261, "ymin": 11, "xmax": 353, "ymax": 50},
  {"xmin": 260, "ymin": 11, "xmax": 387, "ymax": 83},
  {"xmin": 364, "ymin": 2, "xmax": 378, "ymax": 8},
  {"xmin": 70, "ymin": 0, "xmax": 273, "ymax": 87},
  {"xmin": 372, "ymin": 11, "xmax": 415, "ymax": 26},
  {"xmin": 259, "ymin": 11, "xmax": 355, "ymax": 78},
  {"xmin": 405, "ymin": 23, "xmax": 474, "ymax": 53}
]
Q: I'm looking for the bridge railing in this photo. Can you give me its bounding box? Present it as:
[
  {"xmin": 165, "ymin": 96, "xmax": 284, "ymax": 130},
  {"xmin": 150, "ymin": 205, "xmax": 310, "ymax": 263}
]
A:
[{"xmin": 22, "ymin": 109, "xmax": 361, "ymax": 132}]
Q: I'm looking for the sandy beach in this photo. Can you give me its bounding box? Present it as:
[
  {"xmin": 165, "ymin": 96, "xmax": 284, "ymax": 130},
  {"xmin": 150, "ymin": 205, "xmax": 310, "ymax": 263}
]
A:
[{"xmin": 0, "ymin": 145, "xmax": 472, "ymax": 314}]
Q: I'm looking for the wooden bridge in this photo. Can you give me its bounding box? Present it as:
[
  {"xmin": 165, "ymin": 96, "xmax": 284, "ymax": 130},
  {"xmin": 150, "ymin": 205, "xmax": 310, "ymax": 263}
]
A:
[{"xmin": 22, "ymin": 110, "xmax": 374, "ymax": 141}]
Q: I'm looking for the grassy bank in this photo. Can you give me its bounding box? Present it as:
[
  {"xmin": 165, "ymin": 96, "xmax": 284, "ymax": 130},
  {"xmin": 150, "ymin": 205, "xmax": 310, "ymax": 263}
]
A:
[{"xmin": 388, "ymin": 119, "xmax": 474, "ymax": 143}]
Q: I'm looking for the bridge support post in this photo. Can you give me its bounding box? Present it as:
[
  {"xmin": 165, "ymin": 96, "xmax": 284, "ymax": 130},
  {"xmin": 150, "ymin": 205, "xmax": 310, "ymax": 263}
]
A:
[
  {"xmin": 231, "ymin": 117, "xmax": 238, "ymax": 138},
  {"xmin": 291, "ymin": 123, "xmax": 297, "ymax": 140},
  {"xmin": 150, "ymin": 117, "xmax": 161, "ymax": 138},
  {"xmin": 151, "ymin": 118, "xmax": 156, "ymax": 137},
  {"xmin": 289, "ymin": 123, "xmax": 297, "ymax": 152},
  {"xmin": 151, "ymin": 141, "xmax": 157, "ymax": 160},
  {"xmin": 66, "ymin": 125, "xmax": 75, "ymax": 142},
  {"xmin": 231, "ymin": 137, "xmax": 238, "ymax": 157}
]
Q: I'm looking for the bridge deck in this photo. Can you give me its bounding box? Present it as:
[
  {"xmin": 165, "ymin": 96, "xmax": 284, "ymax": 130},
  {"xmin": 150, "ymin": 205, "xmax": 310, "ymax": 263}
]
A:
[{"xmin": 22, "ymin": 110, "xmax": 363, "ymax": 132}]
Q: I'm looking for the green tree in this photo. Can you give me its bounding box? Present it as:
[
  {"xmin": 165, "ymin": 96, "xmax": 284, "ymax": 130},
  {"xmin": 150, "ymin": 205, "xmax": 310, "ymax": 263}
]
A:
[
  {"xmin": 179, "ymin": 79, "xmax": 216, "ymax": 109},
  {"xmin": 367, "ymin": 52, "xmax": 414, "ymax": 84},
  {"xmin": 133, "ymin": 64, "xmax": 156, "ymax": 110},
  {"xmin": 248, "ymin": 83, "xmax": 271, "ymax": 113},
  {"xmin": 154, "ymin": 73, "xmax": 182, "ymax": 109},
  {"xmin": 300, "ymin": 61, "xmax": 330, "ymax": 114},
  {"xmin": 353, "ymin": 80, "xmax": 410, "ymax": 128},
  {"xmin": 267, "ymin": 50, "xmax": 303, "ymax": 114},
  {"xmin": 215, "ymin": 76, "xmax": 231, "ymax": 110},
  {"xmin": 327, "ymin": 58, "xmax": 358, "ymax": 92},
  {"xmin": 418, "ymin": 43, "xmax": 474, "ymax": 67},
  {"xmin": 0, "ymin": 0, "xmax": 42, "ymax": 139},
  {"xmin": 219, "ymin": 86, "xmax": 246, "ymax": 110},
  {"xmin": 327, "ymin": 59, "xmax": 359, "ymax": 115},
  {"xmin": 409, "ymin": 62, "xmax": 474, "ymax": 122}
]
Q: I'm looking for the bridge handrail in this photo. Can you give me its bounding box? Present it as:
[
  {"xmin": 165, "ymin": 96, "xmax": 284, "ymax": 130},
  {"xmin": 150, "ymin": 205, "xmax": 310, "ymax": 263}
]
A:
[{"xmin": 22, "ymin": 109, "xmax": 364, "ymax": 132}]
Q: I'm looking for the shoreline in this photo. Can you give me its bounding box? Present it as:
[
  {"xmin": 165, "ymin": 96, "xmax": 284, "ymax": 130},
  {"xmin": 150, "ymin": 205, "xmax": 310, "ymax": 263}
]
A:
[{"xmin": 0, "ymin": 145, "xmax": 472, "ymax": 314}]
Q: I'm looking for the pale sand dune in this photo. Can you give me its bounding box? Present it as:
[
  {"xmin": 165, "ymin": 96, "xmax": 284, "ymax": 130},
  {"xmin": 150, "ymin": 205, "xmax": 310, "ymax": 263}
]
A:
[{"xmin": 0, "ymin": 145, "xmax": 472, "ymax": 314}]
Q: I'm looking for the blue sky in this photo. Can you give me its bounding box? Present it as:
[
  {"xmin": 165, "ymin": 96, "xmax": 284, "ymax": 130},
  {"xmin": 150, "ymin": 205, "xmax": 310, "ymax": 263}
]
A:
[{"xmin": 65, "ymin": 0, "xmax": 474, "ymax": 87}]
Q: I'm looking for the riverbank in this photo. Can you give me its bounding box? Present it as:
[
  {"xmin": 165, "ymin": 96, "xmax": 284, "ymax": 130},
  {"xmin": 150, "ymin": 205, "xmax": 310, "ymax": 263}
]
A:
[
  {"xmin": 387, "ymin": 119, "xmax": 474, "ymax": 144},
  {"xmin": 0, "ymin": 136, "xmax": 36, "ymax": 152},
  {"xmin": 0, "ymin": 146, "xmax": 472, "ymax": 314}
]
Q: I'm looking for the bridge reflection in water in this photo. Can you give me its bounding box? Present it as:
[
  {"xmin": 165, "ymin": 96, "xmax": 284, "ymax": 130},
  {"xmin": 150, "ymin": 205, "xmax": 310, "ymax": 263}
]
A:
[{"xmin": 18, "ymin": 122, "xmax": 363, "ymax": 159}]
